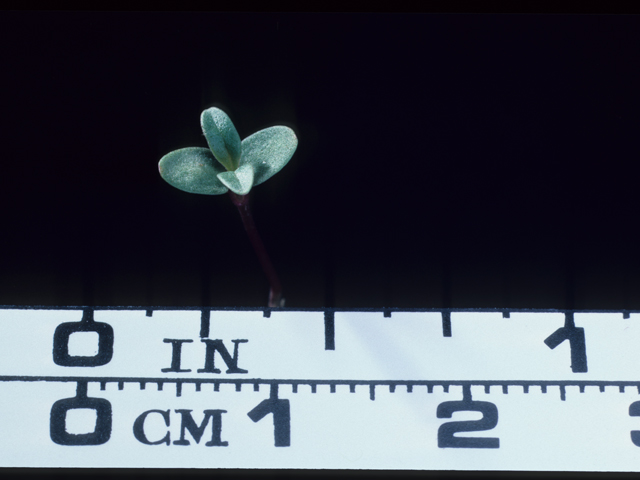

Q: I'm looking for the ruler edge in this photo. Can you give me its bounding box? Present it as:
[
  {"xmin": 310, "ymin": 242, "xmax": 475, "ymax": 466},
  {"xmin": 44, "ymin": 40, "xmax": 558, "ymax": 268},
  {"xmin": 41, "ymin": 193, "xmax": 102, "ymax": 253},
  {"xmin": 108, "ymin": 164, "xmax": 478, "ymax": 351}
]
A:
[{"xmin": 0, "ymin": 305, "xmax": 638, "ymax": 314}]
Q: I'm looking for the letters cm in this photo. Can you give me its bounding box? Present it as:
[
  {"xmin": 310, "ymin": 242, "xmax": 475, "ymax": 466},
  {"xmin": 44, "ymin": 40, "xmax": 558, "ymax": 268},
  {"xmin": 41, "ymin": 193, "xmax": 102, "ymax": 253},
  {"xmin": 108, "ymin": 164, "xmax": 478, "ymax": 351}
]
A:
[{"xmin": 133, "ymin": 409, "xmax": 228, "ymax": 446}]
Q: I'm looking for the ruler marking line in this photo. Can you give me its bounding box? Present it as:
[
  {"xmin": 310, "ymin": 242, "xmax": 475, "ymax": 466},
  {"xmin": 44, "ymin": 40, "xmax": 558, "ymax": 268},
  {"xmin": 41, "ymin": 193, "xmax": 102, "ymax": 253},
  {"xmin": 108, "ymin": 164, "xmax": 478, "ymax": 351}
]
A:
[
  {"xmin": 200, "ymin": 309, "xmax": 210, "ymax": 338},
  {"xmin": 442, "ymin": 311, "xmax": 452, "ymax": 337},
  {"xmin": 2, "ymin": 377, "xmax": 640, "ymax": 396},
  {"xmin": 324, "ymin": 310, "xmax": 335, "ymax": 350}
]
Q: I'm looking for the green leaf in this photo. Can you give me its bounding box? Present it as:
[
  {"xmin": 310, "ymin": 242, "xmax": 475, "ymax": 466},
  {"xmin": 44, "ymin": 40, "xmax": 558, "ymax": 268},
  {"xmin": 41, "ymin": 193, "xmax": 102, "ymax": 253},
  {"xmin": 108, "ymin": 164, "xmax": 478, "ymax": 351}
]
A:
[
  {"xmin": 217, "ymin": 163, "xmax": 255, "ymax": 195},
  {"xmin": 201, "ymin": 107, "xmax": 242, "ymax": 171},
  {"xmin": 158, "ymin": 147, "xmax": 229, "ymax": 195},
  {"xmin": 240, "ymin": 126, "xmax": 298, "ymax": 186}
]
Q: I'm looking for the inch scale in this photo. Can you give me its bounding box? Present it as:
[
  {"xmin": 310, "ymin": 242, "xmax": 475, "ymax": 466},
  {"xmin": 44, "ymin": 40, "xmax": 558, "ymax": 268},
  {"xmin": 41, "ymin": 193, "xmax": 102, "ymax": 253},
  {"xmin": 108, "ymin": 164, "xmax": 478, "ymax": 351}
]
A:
[{"xmin": 1, "ymin": 306, "xmax": 640, "ymax": 471}]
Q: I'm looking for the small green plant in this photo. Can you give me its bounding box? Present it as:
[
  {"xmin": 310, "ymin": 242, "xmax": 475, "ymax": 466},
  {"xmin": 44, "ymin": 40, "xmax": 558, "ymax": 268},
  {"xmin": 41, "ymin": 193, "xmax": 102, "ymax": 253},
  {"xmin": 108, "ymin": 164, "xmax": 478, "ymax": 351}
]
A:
[{"xmin": 158, "ymin": 106, "xmax": 298, "ymax": 307}]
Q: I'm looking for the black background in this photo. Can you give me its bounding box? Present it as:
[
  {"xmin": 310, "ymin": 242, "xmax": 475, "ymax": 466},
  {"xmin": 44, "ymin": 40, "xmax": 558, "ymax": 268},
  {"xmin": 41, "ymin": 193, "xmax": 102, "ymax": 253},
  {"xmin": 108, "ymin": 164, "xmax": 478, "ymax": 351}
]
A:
[
  {"xmin": 2, "ymin": 11, "xmax": 639, "ymax": 311},
  {"xmin": 1, "ymin": 8, "xmax": 640, "ymax": 480}
]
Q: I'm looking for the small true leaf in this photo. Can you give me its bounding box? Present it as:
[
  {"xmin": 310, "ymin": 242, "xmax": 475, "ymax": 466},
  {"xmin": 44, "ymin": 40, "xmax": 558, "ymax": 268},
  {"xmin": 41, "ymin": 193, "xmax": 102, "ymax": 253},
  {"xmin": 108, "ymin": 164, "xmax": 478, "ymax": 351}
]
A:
[
  {"xmin": 240, "ymin": 126, "xmax": 298, "ymax": 186},
  {"xmin": 158, "ymin": 147, "xmax": 229, "ymax": 195},
  {"xmin": 217, "ymin": 163, "xmax": 255, "ymax": 195},
  {"xmin": 201, "ymin": 107, "xmax": 242, "ymax": 171}
]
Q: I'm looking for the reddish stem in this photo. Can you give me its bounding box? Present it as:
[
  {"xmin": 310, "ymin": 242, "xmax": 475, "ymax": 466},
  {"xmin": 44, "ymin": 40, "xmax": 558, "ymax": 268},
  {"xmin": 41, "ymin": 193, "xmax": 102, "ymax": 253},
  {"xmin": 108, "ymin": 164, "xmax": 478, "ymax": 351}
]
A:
[{"xmin": 228, "ymin": 191, "xmax": 283, "ymax": 307}]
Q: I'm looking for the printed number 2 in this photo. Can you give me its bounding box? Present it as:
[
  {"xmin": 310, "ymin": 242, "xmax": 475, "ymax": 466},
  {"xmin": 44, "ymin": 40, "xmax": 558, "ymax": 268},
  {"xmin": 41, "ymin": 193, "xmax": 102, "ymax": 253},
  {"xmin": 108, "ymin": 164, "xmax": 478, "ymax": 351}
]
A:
[
  {"xmin": 629, "ymin": 401, "xmax": 640, "ymax": 446},
  {"xmin": 437, "ymin": 386, "xmax": 499, "ymax": 449}
]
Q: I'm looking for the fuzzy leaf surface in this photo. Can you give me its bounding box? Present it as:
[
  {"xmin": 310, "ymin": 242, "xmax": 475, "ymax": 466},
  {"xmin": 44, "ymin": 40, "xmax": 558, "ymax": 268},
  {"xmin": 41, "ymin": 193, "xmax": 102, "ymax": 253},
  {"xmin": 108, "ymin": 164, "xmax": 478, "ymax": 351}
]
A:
[
  {"xmin": 158, "ymin": 147, "xmax": 229, "ymax": 195},
  {"xmin": 201, "ymin": 107, "xmax": 242, "ymax": 171},
  {"xmin": 240, "ymin": 126, "xmax": 298, "ymax": 186},
  {"xmin": 217, "ymin": 163, "xmax": 255, "ymax": 195}
]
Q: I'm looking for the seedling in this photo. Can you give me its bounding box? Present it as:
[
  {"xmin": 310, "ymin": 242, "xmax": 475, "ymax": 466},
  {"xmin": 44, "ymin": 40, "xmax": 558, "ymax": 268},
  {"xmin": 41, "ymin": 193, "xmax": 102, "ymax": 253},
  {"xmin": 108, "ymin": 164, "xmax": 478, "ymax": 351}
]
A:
[{"xmin": 158, "ymin": 107, "xmax": 298, "ymax": 307}]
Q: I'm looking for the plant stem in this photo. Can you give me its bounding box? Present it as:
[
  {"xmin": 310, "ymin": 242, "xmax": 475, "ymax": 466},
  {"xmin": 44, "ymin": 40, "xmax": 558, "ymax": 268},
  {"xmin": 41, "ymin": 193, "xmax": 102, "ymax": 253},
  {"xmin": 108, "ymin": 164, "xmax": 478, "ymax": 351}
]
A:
[{"xmin": 228, "ymin": 191, "xmax": 283, "ymax": 307}]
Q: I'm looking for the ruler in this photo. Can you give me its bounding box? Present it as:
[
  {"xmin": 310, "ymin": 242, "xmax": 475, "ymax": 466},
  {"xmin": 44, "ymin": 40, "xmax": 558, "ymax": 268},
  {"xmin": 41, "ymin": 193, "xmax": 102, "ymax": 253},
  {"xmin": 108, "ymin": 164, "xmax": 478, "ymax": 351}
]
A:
[{"xmin": 2, "ymin": 306, "xmax": 640, "ymax": 471}]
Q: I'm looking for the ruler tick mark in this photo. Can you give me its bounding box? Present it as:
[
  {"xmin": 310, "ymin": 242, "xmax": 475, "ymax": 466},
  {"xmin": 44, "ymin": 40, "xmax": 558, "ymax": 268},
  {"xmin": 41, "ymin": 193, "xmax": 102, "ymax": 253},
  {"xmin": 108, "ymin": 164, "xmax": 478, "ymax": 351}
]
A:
[
  {"xmin": 442, "ymin": 312, "xmax": 451, "ymax": 337},
  {"xmin": 324, "ymin": 311, "xmax": 335, "ymax": 350},
  {"xmin": 200, "ymin": 309, "xmax": 210, "ymax": 338}
]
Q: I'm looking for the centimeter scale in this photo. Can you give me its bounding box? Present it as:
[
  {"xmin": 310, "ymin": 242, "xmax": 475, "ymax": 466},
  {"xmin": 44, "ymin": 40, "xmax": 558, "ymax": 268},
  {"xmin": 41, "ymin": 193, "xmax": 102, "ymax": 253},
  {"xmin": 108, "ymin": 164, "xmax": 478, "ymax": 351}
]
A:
[{"xmin": 1, "ymin": 306, "xmax": 640, "ymax": 471}]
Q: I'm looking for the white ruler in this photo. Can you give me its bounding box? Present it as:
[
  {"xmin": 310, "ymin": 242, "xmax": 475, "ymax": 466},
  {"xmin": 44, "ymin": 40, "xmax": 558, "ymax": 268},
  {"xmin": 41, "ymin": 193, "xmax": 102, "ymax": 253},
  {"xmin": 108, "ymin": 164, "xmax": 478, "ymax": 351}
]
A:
[{"xmin": 1, "ymin": 306, "xmax": 640, "ymax": 471}]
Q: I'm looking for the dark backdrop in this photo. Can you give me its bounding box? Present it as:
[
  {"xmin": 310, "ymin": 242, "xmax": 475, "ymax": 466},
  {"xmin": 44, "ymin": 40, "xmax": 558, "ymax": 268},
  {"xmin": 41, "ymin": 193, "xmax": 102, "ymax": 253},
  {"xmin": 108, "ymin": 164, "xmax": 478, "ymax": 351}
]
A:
[{"xmin": 1, "ymin": 12, "xmax": 639, "ymax": 311}]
